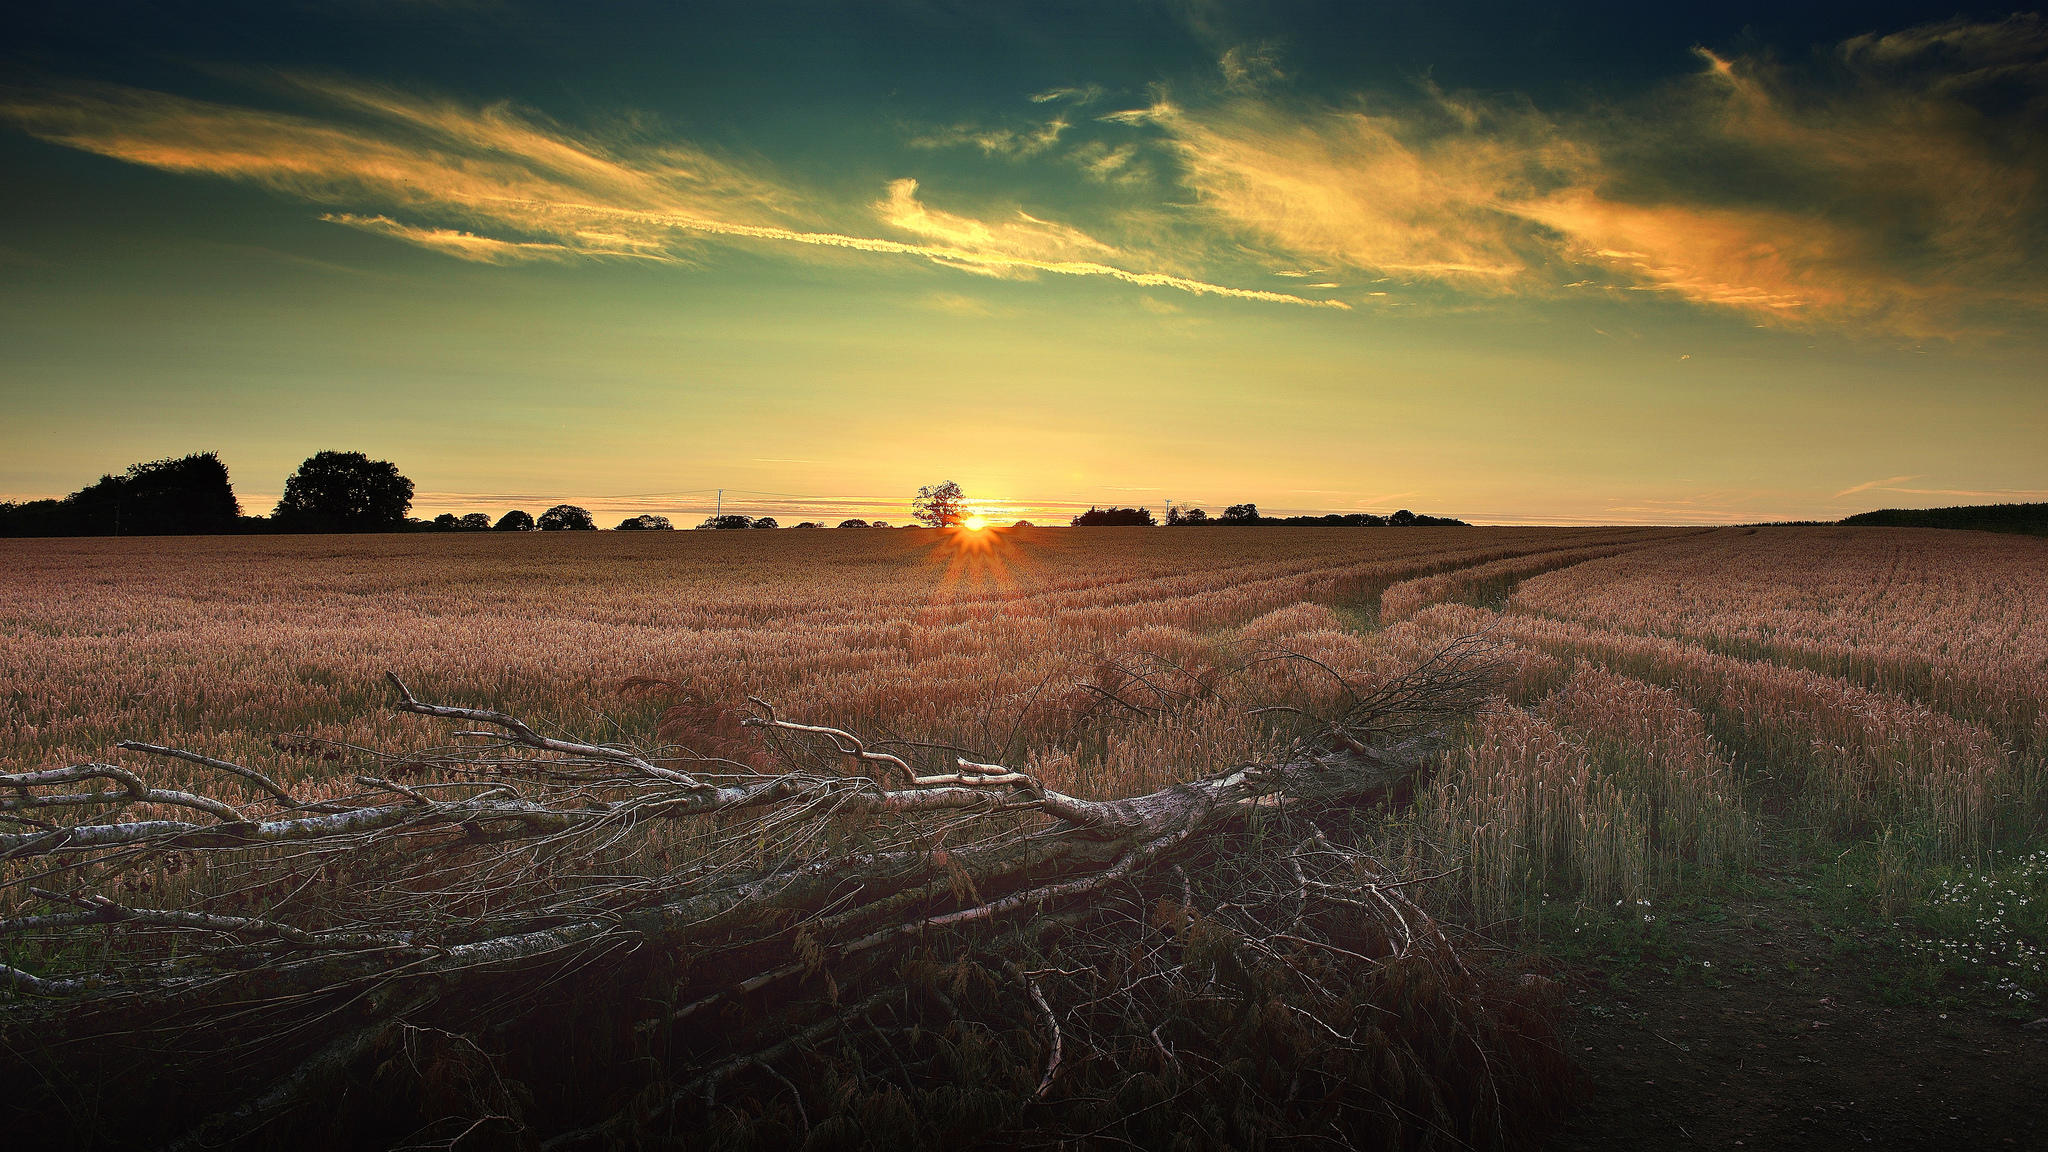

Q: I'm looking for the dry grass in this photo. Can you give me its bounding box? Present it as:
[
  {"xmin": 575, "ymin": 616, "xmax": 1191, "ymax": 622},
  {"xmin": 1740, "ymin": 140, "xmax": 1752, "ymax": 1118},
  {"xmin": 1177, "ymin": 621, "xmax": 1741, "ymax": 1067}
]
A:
[
  {"xmin": 0, "ymin": 527, "xmax": 1605, "ymax": 801},
  {"xmin": 1376, "ymin": 528, "xmax": 1703, "ymax": 622},
  {"xmin": 1511, "ymin": 526, "xmax": 2048, "ymax": 749},
  {"xmin": 2, "ymin": 523, "xmax": 2041, "ymax": 920},
  {"xmin": 1399, "ymin": 651, "xmax": 1753, "ymax": 921}
]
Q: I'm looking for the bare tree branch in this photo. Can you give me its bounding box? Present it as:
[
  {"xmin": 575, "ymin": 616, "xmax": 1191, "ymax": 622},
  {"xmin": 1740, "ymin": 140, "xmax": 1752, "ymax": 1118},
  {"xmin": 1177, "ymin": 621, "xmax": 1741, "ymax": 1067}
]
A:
[
  {"xmin": 0, "ymin": 635, "xmax": 1526, "ymax": 1151},
  {"xmin": 387, "ymin": 672, "xmax": 703, "ymax": 787}
]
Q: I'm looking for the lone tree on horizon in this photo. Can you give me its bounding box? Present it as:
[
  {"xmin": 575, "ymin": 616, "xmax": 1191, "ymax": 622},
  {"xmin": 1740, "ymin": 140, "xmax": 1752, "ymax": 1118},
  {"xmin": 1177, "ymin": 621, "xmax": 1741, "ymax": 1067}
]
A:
[
  {"xmin": 272, "ymin": 451, "xmax": 413, "ymax": 532},
  {"xmin": 912, "ymin": 481, "xmax": 967, "ymax": 528}
]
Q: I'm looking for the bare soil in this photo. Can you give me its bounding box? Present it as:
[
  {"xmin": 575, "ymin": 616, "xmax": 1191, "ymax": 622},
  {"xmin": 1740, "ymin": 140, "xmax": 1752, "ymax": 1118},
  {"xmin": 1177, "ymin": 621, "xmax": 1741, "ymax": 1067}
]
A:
[{"xmin": 1546, "ymin": 881, "xmax": 2048, "ymax": 1150}]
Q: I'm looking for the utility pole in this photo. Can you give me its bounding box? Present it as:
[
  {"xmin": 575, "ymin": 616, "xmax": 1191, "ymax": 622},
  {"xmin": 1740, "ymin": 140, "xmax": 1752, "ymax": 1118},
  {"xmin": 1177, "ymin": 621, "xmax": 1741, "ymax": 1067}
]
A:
[{"xmin": 715, "ymin": 489, "xmax": 722, "ymax": 518}]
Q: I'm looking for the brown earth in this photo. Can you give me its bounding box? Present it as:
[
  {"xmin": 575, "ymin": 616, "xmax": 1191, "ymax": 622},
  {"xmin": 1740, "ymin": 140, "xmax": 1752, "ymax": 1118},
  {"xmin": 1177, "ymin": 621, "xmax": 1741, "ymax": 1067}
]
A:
[{"xmin": 1545, "ymin": 885, "xmax": 2048, "ymax": 1151}]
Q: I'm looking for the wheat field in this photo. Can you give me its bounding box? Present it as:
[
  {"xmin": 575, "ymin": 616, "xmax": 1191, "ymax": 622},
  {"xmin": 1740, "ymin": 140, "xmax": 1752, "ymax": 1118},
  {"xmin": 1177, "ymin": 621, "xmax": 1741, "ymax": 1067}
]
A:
[{"xmin": 3, "ymin": 523, "xmax": 2042, "ymax": 915}]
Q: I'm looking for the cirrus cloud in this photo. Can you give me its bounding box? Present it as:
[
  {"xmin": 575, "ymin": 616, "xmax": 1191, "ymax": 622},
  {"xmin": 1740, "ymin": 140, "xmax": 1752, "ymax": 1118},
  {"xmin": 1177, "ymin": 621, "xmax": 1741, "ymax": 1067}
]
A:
[
  {"xmin": 1, "ymin": 76, "xmax": 1338, "ymax": 308},
  {"xmin": 1122, "ymin": 17, "xmax": 2048, "ymax": 335}
]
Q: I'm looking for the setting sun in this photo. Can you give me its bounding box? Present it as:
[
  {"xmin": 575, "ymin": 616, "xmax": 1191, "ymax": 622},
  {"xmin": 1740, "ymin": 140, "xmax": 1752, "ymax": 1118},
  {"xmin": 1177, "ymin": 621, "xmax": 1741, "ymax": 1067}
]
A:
[{"xmin": 963, "ymin": 514, "xmax": 988, "ymax": 531}]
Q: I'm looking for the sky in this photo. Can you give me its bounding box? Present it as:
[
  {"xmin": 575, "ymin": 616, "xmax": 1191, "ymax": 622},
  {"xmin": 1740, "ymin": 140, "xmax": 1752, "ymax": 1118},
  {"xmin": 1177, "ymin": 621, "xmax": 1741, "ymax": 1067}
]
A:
[{"xmin": 2, "ymin": 1, "xmax": 2045, "ymax": 526}]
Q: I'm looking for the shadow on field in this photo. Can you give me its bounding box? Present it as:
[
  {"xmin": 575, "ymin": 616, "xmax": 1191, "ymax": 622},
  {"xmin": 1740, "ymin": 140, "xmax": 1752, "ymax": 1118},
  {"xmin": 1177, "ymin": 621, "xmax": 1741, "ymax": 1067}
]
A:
[{"xmin": 1546, "ymin": 865, "xmax": 2048, "ymax": 1150}]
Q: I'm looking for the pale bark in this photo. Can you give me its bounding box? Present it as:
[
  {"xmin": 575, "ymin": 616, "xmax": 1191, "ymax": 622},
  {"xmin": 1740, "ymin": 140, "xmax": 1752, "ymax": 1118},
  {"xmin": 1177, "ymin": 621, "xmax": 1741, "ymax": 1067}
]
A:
[{"xmin": 0, "ymin": 634, "xmax": 1508, "ymax": 1149}]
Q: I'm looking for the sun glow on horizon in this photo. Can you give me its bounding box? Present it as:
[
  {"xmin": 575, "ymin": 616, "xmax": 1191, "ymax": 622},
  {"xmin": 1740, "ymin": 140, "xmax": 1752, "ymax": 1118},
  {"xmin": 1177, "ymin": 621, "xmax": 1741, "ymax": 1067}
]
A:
[{"xmin": 926, "ymin": 507, "xmax": 1027, "ymax": 598}]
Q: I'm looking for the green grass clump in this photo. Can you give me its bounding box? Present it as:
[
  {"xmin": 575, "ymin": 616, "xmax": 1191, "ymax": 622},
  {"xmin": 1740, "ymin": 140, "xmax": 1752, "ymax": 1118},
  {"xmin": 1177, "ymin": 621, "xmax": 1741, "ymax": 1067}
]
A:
[{"xmin": 1898, "ymin": 846, "xmax": 2048, "ymax": 1013}]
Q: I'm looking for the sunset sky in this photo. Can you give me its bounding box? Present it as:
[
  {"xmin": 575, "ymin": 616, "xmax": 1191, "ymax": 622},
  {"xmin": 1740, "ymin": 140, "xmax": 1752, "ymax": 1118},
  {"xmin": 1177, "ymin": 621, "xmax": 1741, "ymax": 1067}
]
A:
[{"xmin": 3, "ymin": 1, "xmax": 2045, "ymax": 526}]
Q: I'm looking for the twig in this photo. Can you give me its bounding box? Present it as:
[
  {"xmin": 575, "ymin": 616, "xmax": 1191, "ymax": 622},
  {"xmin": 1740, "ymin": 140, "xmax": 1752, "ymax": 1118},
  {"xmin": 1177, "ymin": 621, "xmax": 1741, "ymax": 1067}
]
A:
[{"xmin": 1007, "ymin": 961, "xmax": 1062, "ymax": 1099}]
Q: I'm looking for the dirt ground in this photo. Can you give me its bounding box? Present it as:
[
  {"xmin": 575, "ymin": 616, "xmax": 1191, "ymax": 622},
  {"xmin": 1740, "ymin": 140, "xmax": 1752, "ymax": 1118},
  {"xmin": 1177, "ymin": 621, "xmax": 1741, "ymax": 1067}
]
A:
[{"xmin": 1547, "ymin": 885, "xmax": 2048, "ymax": 1150}]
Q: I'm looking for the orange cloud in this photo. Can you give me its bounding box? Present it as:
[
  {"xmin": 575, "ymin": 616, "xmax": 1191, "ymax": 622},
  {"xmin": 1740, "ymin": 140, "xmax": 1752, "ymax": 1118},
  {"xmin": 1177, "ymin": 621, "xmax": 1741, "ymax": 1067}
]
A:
[
  {"xmin": 322, "ymin": 214, "xmax": 589, "ymax": 263},
  {"xmin": 1, "ymin": 78, "xmax": 1337, "ymax": 308},
  {"xmin": 876, "ymin": 177, "xmax": 1120, "ymax": 269},
  {"xmin": 1127, "ymin": 18, "xmax": 2048, "ymax": 335},
  {"xmin": 1130, "ymin": 96, "xmax": 1563, "ymax": 285},
  {"xmin": 1511, "ymin": 192, "xmax": 1906, "ymax": 316},
  {"xmin": 8, "ymin": 17, "xmax": 2042, "ymax": 334}
]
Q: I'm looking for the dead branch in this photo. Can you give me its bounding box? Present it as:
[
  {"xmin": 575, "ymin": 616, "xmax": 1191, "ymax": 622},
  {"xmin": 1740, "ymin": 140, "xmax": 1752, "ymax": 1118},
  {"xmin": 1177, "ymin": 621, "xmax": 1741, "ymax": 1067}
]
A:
[
  {"xmin": 114, "ymin": 741, "xmax": 305, "ymax": 808},
  {"xmin": 0, "ymin": 633, "xmax": 1557, "ymax": 1151},
  {"xmin": 388, "ymin": 672, "xmax": 702, "ymax": 787},
  {"xmin": 1008, "ymin": 961, "xmax": 1063, "ymax": 1099},
  {"xmin": 0, "ymin": 763, "xmax": 247, "ymax": 823},
  {"xmin": 743, "ymin": 695, "xmax": 917, "ymax": 782}
]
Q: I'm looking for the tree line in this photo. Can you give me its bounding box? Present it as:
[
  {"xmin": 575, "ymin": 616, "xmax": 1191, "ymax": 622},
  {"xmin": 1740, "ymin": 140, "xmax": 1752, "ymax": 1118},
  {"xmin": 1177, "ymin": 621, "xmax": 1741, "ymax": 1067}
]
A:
[
  {"xmin": 0, "ymin": 457, "xmax": 1463, "ymax": 537},
  {"xmin": 1070, "ymin": 502, "xmax": 1465, "ymax": 527},
  {"xmin": 0, "ymin": 450, "xmax": 581, "ymax": 537},
  {"xmin": 1838, "ymin": 502, "xmax": 2048, "ymax": 537},
  {"xmin": 921, "ymin": 482, "xmax": 1464, "ymax": 529}
]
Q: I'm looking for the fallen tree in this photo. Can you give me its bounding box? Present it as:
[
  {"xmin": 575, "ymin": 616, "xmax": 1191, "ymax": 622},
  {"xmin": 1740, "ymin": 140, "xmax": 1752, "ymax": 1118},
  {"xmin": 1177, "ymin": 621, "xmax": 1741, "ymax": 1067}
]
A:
[{"xmin": 0, "ymin": 635, "xmax": 1570, "ymax": 1149}]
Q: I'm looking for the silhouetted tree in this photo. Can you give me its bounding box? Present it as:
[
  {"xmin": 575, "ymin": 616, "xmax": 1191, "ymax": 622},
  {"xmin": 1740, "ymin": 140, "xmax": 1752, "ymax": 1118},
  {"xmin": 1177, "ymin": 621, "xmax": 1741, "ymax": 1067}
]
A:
[
  {"xmin": 870, "ymin": 520, "xmax": 891, "ymax": 529},
  {"xmin": 0, "ymin": 500, "xmax": 67, "ymax": 537},
  {"xmin": 494, "ymin": 510, "xmax": 536, "ymax": 531},
  {"xmin": 538, "ymin": 504, "xmax": 596, "ymax": 531},
  {"xmin": 698, "ymin": 514, "xmax": 755, "ymax": 530},
  {"xmin": 615, "ymin": 514, "xmax": 673, "ymax": 531},
  {"xmin": 92, "ymin": 453, "xmax": 239, "ymax": 535},
  {"xmin": 752, "ymin": 517, "xmax": 779, "ymax": 529},
  {"xmin": 791, "ymin": 521, "xmax": 821, "ymax": 529},
  {"xmin": 5, "ymin": 452, "xmax": 243, "ymax": 536},
  {"xmin": 459, "ymin": 513, "xmax": 493, "ymax": 530},
  {"xmin": 1220, "ymin": 503, "xmax": 1262, "ymax": 524},
  {"xmin": 1011, "ymin": 520, "xmax": 1035, "ymax": 528},
  {"xmin": 1280, "ymin": 514, "xmax": 1357, "ymax": 526},
  {"xmin": 1167, "ymin": 506, "xmax": 1210, "ymax": 525},
  {"xmin": 912, "ymin": 481, "xmax": 968, "ymax": 528},
  {"xmin": 1070, "ymin": 506, "xmax": 1157, "ymax": 527},
  {"xmin": 1389, "ymin": 509, "xmax": 1417, "ymax": 526},
  {"xmin": 836, "ymin": 519, "xmax": 871, "ymax": 529},
  {"xmin": 432, "ymin": 513, "xmax": 461, "ymax": 530},
  {"xmin": 272, "ymin": 451, "xmax": 413, "ymax": 532},
  {"xmin": 1841, "ymin": 502, "xmax": 2048, "ymax": 535}
]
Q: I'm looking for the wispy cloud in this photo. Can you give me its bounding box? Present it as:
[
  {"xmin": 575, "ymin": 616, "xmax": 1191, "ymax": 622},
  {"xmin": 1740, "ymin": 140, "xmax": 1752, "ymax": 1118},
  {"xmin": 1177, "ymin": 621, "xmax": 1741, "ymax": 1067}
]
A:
[
  {"xmin": 1834, "ymin": 474, "xmax": 1925, "ymax": 500},
  {"xmin": 1121, "ymin": 95, "xmax": 1560, "ymax": 286},
  {"xmin": 322, "ymin": 213, "xmax": 583, "ymax": 262},
  {"xmin": 1118, "ymin": 17, "xmax": 2048, "ymax": 334},
  {"xmin": 919, "ymin": 291, "xmax": 999, "ymax": 317},
  {"xmin": 11, "ymin": 16, "xmax": 2043, "ymax": 332},
  {"xmin": 908, "ymin": 117, "xmax": 1068, "ymax": 158},
  {"xmin": 1834, "ymin": 480, "xmax": 2048, "ymax": 503},
  {"xmin": 910, "ymin": 96, "xmax": 1156, "ymax": 187},
  {"xmin": 877, "ymin": 178, "xmax": 1119, "ymax": 266},
  {"xmin": 1030, "ymin": 85, "xmax": 1105, "ymax": 106},
  {"xmin": 1, "ymin": 76, "xmax": 1336, "ymax": 307},
  {"xmin": 1219, "ymin": 44, "xmax": 1286, "ymax": 92}
]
